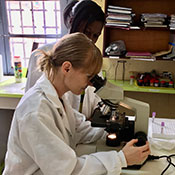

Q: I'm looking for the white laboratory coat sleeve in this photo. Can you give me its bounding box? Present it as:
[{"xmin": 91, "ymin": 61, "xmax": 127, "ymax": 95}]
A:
[
  {"xmin": 74, "ymin": 150, "xmax": 127, "ymax": 175},
  {"xmin": 73, "ymin": 109, "xmax": 107, "ymax": 144},
  {"xmin": 82, "ymin": 86, "xmax": 102, "ymax": 119}
]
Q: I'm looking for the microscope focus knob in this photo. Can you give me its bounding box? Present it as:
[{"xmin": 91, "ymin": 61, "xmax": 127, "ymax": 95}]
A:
[{"xmin": 134, "ymin": 131, "xmax": 147, "ymax": 146}]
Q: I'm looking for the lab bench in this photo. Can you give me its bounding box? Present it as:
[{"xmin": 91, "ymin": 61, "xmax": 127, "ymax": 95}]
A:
[{"xmin": 0, "ymin": 76, "xmax": 26, "ymax": 109}]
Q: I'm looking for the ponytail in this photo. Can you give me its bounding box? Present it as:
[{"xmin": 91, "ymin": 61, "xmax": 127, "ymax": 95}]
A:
[{"xmin": 37, "ymin": 50, "xmax": 56, "ymax": 81}]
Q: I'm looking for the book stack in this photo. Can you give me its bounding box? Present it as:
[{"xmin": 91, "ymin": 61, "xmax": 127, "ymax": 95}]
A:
[
  {"xmin": 106, "ymin": 5, "xmax": 133, "ymax": 29},
  {"xmin": 169, "ymin": 14, "xmax": 175, "ymax": 30},
  {"xmin": 125, "ymin": 51, "xmax": 156, "ymax": 61},
  {"xmin": 141, "ymin": 13, "xmax": 167, "ymax": 28}
]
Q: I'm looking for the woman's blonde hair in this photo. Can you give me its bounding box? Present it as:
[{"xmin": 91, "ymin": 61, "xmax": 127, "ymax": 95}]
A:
[{"xmin": 37, "ymin": 32, "xmax": 102, "ymax": 81}]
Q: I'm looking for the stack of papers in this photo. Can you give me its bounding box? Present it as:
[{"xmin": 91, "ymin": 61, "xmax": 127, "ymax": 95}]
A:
[
  {"xmin": 106, "ymin": 5, "xmax": 133, "ymax": 29},
  {"xmin": 141, "ymin": 13, "xmax": 168, "ymax": 28}
]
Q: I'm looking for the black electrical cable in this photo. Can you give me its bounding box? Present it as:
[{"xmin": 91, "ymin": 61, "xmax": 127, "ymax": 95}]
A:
[
  {"xmin": 147, "ymin": 154, "xmax": 175, "ymax": 175},
  {"xmin": 168, "ymin": 154, "xmax": 175, "ymax": 167},
  {"xmin": 161, "ymin": 157, "xmax": 172, "ymax": 175}
]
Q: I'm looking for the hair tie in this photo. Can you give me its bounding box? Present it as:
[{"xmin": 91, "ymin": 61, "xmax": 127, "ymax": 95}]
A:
[{"xmin": 49, "ymin": 55, "xmax": 55, "ymax": 66}]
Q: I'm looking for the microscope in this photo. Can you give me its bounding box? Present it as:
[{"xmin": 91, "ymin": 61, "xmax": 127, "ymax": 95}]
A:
[{"xmin": 90, "ymin": 75, "xmax": 150, "ymax": 147}]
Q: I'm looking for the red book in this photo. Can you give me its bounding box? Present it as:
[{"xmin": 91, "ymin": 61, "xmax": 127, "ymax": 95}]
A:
[{"xmin": 126, "ymin": 52, "xmax": 152, "ymax": 57}]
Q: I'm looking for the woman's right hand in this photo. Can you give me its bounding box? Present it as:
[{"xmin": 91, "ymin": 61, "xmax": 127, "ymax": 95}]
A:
[{"xmin": 122, "ymin": 139, "xmax": 150, "ymax": 166}]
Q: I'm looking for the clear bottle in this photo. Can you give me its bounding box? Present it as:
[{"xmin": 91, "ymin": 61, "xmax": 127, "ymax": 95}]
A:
[
  {"xmin": 130, "ymin": 75, "xmax": 135, "ymax": 85},
  {"xmin": 14, "ymin": 56, "xmax": 22, "ymax": 83}
]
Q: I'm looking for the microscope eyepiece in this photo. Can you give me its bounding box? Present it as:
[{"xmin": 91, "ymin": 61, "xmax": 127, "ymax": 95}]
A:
[{"xmin": 90, "ymin": 74, "xmax": 107, "ymax": 92}]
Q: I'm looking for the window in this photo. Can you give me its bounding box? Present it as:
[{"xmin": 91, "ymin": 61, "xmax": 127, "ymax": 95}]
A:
[{"xmin": 0, "ymin": 0, "xmax": 69, "ymax": 75}]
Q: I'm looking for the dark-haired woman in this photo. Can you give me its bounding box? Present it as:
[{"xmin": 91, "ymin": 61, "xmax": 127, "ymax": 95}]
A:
[{"xmin": 25, "ymin": 0, "xmax": 105, "ymax": 119}]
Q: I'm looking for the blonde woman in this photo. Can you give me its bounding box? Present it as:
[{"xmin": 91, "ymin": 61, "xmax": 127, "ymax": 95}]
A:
[{"xmin": 4, "ymin": 33, "xmax": 150, "ymax": 175}]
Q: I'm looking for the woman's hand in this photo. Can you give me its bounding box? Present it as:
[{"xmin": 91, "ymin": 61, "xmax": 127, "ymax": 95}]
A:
[{"xmin": 122, "ymin": 139, "xmax": 150, "ymax": 166}]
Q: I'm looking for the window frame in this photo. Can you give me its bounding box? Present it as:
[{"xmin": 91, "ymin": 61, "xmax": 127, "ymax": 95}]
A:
[{"xmin": 0, "ymin": 0, "xmax": 70, "ymax": 75}]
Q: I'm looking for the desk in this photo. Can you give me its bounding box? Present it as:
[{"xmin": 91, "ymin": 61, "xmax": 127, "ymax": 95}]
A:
[
  {"xmin": 76, "ymin": 118, "xmax": 175, "ymax": 175},
  {"xmin": 0, "ymin": 76, "xmax": 26, "ymax": 109}
]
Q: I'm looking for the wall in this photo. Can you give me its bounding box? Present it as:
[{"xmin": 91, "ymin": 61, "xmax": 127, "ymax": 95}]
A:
[
  {"xmin": 103, "ymin": 58, "xmax": 175, "ymax": 80},
  {"xmin": 93, "ymin": 0, "xmax": 104, "ymax": 53}
]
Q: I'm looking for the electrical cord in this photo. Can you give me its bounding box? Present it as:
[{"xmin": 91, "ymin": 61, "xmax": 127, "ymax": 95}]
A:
[{"xmin": 147, "ymin": 154, "xmax": 175, "ymax": 175}]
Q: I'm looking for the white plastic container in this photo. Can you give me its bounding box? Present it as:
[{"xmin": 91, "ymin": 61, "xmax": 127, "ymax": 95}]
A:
[
  {"xmin": 129, "ymin": 75, "xmax": 135, "ymax": 85},
  {"xmin": 14, "ymin": 56, "xmax": 22, "ymax": 83}
]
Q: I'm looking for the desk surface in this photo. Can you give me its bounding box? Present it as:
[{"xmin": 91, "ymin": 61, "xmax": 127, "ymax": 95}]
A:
[
  {"xmin": 0, "ymin": 76, "xmax": 26, "ymax": 109},
  {"xmin": 0, "ymin": 76, "xmax": 26, "ymax": 98}
]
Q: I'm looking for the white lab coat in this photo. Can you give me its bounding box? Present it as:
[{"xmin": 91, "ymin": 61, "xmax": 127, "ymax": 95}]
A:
[
  {"xmin": 25, "ymin": 43, "xmax": 102, "ymax": 119},
  {"xmin": 3, "ymin": 75, "xmax": 127, "ymax": 175}
]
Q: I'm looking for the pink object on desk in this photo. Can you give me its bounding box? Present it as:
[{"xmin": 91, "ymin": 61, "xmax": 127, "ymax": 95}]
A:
[
  {"xmin": 126, "ymin": 51, "xmax": 152, "ymax": 57},
  {"xmin": 152, "ymin": 112, "xmax": 156, "ymax": 122},
  {"xmin": 161, "ymin": 121, "xmax": 165, "ymax": 134}
]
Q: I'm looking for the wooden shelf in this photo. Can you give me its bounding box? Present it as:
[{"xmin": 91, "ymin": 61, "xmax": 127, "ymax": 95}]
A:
[
  {"xmin": 104, "ymin": 56, "xmax": 175, "ymax": 61},
  {"xmin": 104, "ymin": 0, "xmax": 175, "ymax": 58}
]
